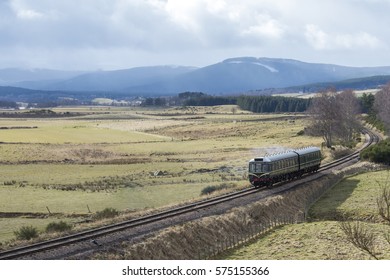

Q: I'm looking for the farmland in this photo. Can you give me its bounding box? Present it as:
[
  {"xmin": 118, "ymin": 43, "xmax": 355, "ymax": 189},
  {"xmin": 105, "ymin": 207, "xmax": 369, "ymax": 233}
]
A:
[{"xmin": 0, "ymin": 105, "xmax": 323, "ymax": 245}]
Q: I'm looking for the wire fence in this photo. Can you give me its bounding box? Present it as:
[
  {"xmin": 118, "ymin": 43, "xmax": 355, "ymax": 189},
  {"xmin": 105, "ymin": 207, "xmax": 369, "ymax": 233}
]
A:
[
  {"xmin": 200, "ymin": 175, "xmax": 344, "ymax": 260},
  {"xmin": 123, "ymin": 164, "xmax": 383, "ymax": 260},
  {"xmin": 201, "ymin": 216, "xmax": 301, "ymax": 259}
]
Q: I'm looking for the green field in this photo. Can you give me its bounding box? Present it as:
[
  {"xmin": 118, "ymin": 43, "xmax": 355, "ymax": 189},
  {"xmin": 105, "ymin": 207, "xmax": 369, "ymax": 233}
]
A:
[
  {"xmin": 0, "ymin": 179, "xmax": 207, "ymax": 214},
  {"xmin": 0, "ymin": 106, "xmax": 324, "ymax": 244},
  {"xmin": 224, "ymin": 170, "xmax": 390, "ymax": 260},
  {"xmin": 309, "ymin": 170, "xmax": 388, "ymax": 221}
]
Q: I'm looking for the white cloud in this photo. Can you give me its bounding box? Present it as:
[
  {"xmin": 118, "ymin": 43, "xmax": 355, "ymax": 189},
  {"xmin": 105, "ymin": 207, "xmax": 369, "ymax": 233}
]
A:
[
  {"xmin": 305, "ymin": 24, "xmax": 383, "ymax": 50},
  {"xmin": 241, "ymin": 17, "xmax": 285, "ymax": 39},
  {"xmin": 16, "ymin": 9, "xmax": 44, "ymax": 20},
  {"xmin": 0, "ymin": 0, "xmax": 389, "ymax": 69},
  {"xmin": 10, "ymin": 0, "xmax": 46, "ymax": 20}
]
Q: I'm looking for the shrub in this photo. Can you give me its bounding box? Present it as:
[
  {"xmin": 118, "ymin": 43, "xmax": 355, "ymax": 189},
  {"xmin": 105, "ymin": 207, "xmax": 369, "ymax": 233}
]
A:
[
  {"xmin": 94, "ymin": 207, "xmax": 119, "ymax": 220},
  {"xmin": 14, "ymin": 225, "xmax": 39, "ymax": 240},
  {"xmin": 361, "ymin": 139, "xmax": 390, "ymax": 165},
  {"xmin": 201, "ymin": 186, "xmax": 217, "ymax": 195},
  {"xmin": 200, "ymin": 183, "xmax": 237, "ymax": 195},
  {"xmin": 331, "ymin": 147, "xmax": 353, "ymax": 159},
  {"xmin": 45, "ymin": 221, "xmax": 72, "ymax": 233},
  {"xmin": 4, "ymin": 180, "xmax": 17, "ymax": 186}
]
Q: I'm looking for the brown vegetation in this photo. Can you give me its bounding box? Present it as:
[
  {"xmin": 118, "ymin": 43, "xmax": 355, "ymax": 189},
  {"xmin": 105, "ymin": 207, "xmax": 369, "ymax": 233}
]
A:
[{"xmin": 89, "ymin": 172, "xmax": 348, "ymax": 259}]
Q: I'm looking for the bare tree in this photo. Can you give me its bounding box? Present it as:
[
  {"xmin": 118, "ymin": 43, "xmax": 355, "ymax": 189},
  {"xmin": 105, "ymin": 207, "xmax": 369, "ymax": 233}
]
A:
[
  {"xmin": 308, "ymin": 89, "xmax": 361, "ymax": 148},
  {"xmin": 374, "ymin": 83, "xmax": 390, "ymax": 134},
  {"xmin": 335, "ymin": 90, "xmax": 362, "ymax": 146},
  {"xmin": 308, "ymin": 90, "xmax": 339, "ymax": 148},
  {"xmin": 385, "ymin": 232, "xmax": 390, "ymax": 246},
  {"xmin": 376, "ymin": 171, "xmax": 390, "ymax": 224},
  {"xmin": 339, "ymin": 171, "xmax": 390, "ymax": 260},
  {"xmin": 339, "ymin": 221, "xmax": 378, "ymax": 260}
]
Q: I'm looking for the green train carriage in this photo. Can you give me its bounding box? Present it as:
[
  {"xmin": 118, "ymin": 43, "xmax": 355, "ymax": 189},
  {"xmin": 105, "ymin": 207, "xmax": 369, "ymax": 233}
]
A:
[{"xmin": 248, "ymin": 147, "xmax": 321, "ymax": 187}]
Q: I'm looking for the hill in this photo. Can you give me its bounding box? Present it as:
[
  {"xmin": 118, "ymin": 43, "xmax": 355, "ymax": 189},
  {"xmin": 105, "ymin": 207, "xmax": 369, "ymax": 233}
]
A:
[
  {"xmin": 278, "ymin": 75, "xmax": 390, "ymax": 93},
  {"xmin": 122, "ymin": 57, "xmax": 390, "ymax": 94},
  {"xmin": 0, "ymin": 68, "xmax": 84, "ymax": 87},
  {"xmin": 2, "ymin": 57, "xmax": 390, "ymax": 96},
  {"xmin": 41, "ymin": 65, "xmax": 197, "ymax": 92}
]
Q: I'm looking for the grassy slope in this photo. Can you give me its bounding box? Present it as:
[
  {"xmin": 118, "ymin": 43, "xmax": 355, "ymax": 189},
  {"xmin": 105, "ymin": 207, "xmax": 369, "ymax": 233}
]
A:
[{"xmin": 225, "ymin": 170, "xmax": 390, "ymax": 260}]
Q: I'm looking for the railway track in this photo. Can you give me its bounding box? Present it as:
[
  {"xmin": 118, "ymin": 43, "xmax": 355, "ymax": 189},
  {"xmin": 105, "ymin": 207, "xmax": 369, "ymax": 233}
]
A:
[
  {"xmin": 318, "ymin": 128, "xmax": 380, "ymax": 172},
  {"xmin": 0, "ymin": 128, "xmax": 381, "ymax": 260}
]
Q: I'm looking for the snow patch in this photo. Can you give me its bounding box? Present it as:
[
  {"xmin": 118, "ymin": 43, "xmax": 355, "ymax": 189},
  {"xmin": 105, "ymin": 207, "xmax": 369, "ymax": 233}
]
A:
[
  {"xmin": 226, "ymin": 60, "xmax": 279, "ymax": 73},
  {"xmin": 252, "ymin": 62, "xmax": 279, "ymax": 73}
]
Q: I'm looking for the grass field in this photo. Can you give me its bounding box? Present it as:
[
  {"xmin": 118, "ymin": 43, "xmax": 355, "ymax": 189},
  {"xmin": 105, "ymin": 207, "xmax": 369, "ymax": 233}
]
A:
[
  {"xmin": 224, "ymin": 169, "xmax": 390, "ymax": 260},
  {"xmin": 309, "ymin": 170, "xmax": 389, "ymax": 221},
  {"xmin": 0, "ymin": 105, "xmax": 324, "ymax": 244},
  {"xmin": 224, "ymin": 221, "xmax": 390, "ymax": 260},
  {"xmin": 0, "ymin": 180, "xmax": 208, "ymax": 214}
]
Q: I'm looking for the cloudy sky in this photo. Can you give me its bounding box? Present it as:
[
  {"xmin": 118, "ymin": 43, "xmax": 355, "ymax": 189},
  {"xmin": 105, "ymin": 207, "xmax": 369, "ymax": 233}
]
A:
[{"xmin": 1, "ymin": 0, "xmax": 390, "ymax": 70}]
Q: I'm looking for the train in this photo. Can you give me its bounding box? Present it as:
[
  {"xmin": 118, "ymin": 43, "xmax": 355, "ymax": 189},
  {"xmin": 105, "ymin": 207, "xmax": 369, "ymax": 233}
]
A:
[{"xmin": 248, "ymin": 147, "xmax": 321, "ymax": 187}]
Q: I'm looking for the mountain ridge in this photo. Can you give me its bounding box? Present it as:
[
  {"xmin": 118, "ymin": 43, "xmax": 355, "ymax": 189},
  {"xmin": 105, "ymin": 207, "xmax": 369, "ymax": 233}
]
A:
[{"xmin": 2, "ymin": 57, "xmax": 390, "ymax": 95}]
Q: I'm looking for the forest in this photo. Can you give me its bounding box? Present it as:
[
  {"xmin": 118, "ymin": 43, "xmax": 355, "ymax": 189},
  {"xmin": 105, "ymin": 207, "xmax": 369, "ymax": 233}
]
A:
[
  {"xmin": 142, "ymin": 92, "xmax": 312, "ymax": 113},
  {"xmin": 236, "ymin": 95, "xmax": 311, "ymax": 113}
]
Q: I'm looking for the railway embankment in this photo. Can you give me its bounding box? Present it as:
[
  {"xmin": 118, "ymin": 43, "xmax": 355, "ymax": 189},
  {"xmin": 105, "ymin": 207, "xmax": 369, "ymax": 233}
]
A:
[{"xmin": 89, "ymin": 161, "xmax": 384, "ymax": 260}]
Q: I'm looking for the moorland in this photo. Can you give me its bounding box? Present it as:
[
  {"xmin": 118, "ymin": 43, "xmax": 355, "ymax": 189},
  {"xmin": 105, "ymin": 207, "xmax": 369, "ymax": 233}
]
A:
[
  {"xmin": 0, "ymin": 105, "xmax": 323, "ymax": 245},
  {"xmin": 1, "ymin": 104, "xmax": 388, "ymax": 260}
]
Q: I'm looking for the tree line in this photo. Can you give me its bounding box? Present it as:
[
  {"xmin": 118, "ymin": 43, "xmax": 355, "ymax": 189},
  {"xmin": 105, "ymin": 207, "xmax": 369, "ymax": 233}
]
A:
[
  {"xmin": 236, "ymin": 95, "xmax": 311, "ymax": 113},
  {"xmin": 141, "ymin": 92, "xmax": 311, "ymax": 112},
  {"xmin": 0, "ymin": 100, "xmax": 18, "ymax": 109}
]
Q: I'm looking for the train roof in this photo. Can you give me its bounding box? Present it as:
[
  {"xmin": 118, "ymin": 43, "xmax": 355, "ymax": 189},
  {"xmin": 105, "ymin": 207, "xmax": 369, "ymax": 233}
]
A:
[
  {"xmin": 250, "ymin": 150, "xmax": 298, "ymax": 163},
  {"xmin": 294, "ymin": 146, "xmax": 321, "ymax": 156},
  {"xmin": 249, "ymin": 147, "xmax": 320, "ymax": 163}
]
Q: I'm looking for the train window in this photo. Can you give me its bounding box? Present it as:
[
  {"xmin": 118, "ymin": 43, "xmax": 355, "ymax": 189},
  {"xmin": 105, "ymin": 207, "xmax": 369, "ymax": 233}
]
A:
[{"xmin": 249, "ymin": 163, "xmax": 254, "ymax": 172}]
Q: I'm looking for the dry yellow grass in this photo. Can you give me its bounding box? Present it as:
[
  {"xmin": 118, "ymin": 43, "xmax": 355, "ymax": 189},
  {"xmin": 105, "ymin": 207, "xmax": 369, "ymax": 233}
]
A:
[{"xmin": 0, "ymin": 106, "xmax": 325, "ymax": 245}]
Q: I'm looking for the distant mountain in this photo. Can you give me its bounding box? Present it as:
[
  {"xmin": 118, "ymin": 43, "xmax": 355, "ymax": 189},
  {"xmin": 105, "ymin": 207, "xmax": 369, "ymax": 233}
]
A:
[
  {"xmin": 0, "ymin": 68, "xmax": 84, "ymax": 86},
  {"xmin": 129, "ymin": 57, "xmax": 390, "ymax": 94},
  {"xmin": 0, "ymin": 86, "xmax": 79, "ymax": 103},
  {"xmin": 280, "ymin": 75, "xmax": 390, "ymax": 93},
  {"xmin": 41, "ymin": 66, "xmax": 197, "ymax": 92},
  {"xmin": 2, "ymin": 57, "xmax": 390, "ymax": 95}
]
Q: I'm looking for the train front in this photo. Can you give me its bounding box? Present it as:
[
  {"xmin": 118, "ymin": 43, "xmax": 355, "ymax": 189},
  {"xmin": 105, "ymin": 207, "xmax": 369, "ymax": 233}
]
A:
[{"xmin": 248, "ymin": 157, "xmax": 271, "ymax": 187}]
